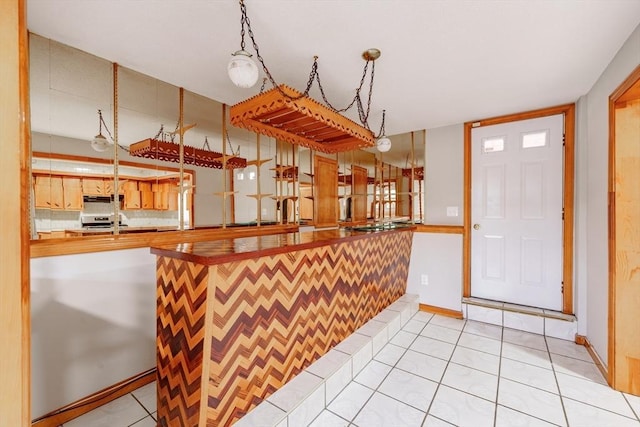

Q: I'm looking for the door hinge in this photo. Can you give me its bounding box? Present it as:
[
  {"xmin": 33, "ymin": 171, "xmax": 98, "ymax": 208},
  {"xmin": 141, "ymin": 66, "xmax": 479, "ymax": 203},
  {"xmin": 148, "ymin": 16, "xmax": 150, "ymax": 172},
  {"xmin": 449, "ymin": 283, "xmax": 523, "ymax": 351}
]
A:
[
  {"xmin": 562, "ymin": 208, "xmax": 565, "ymax": 220},
  {"xmin": 561, "ymin": 282, "xmax": 564, "ymax": 294}
]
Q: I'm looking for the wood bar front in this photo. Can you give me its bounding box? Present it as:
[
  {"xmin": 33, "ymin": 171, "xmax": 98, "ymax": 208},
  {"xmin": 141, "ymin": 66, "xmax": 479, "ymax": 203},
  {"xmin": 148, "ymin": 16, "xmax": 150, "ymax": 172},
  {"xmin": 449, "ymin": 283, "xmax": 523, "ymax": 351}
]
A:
[{"xmin": 152, "ymin": 227, "xmax": 414, "ymax": 426}]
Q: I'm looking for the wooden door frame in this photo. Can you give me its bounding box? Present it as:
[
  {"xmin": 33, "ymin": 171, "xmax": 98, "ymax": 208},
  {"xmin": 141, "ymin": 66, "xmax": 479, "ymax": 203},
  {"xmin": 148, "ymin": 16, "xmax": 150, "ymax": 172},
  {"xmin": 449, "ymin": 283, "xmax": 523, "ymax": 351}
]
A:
[
  {"xmin": 608, "ymin": 64, "xmax": 640, "ymax": 390},
  {"xmin": 0, "ymin": 0, "xmax": 31, "ymax": 425},
  {"xmin": 463, "ymin": 104, "xmax": 576, "ymax": 314}
]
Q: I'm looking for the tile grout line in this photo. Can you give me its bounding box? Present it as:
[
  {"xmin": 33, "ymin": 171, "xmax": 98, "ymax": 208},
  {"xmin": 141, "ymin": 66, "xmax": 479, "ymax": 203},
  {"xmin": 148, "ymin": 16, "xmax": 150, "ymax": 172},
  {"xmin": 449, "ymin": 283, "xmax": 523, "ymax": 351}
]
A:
[
  {"xmin": 545, "ymin": 332, "xmax": 571, "ymax": 426},
  {"xmin": 496, "ymin": 325, "xmax": 571, "ymax": 427},
  {"xmin": 492, "ymin": 322, "xmax": 504, "ymax": 427},
  {"xmin": 622, "ymin": 394, "xmax": 640, "ymax": 422},
  {"xmin": 423, "ymin": 315, "xmax": 467, "ymax": 424},
  {"xmin": 129, "ymin": 393, "xmax": 155, "ymax": 422},
  {"xmin": 346, "ymin": 310, "xmax": 429, "ymax": 426}
]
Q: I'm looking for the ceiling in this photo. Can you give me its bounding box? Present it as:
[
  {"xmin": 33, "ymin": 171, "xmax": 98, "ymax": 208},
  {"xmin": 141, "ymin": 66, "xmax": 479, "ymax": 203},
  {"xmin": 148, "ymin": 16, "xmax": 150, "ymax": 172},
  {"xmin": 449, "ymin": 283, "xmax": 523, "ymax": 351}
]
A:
[{"xmin": 27, "ymin": 0, "xmax": 640, "ymax": 138}]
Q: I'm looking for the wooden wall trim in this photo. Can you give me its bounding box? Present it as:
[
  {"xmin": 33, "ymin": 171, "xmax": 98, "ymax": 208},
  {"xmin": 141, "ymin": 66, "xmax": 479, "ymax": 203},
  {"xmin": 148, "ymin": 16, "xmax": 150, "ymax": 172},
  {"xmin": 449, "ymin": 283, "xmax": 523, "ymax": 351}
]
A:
[
  {"xmin": 610, "ymin": 64, "xmax": 640, "ymax": 102},
  {"xmin": 463, "ymin": 104, "xmax": 575, "ymax": 314},
  {"xmin": 419, "ymin": 303, "xmax": 463, "ymax": 319},
  {"xmin": 576, "ymin": 335, "xmax": 609, "ymax": 385},
  {"xmin": 563, "ymin": 104, "xmax": 576, "ymax": 313},
  {"xmin": 608, "ymin": 90, "xmax": 617, "ymax": 388},
  {"xmin": 31, "ymin": 369, "xmax": 155, "ymax": 427},
  {"xmin": 463, "ymin": 123, "xmax": 472, "ymax": 298},
  {"xmin": 415, "ymin": 224, "xmax": 464, "ymax": 234},
  {"xmin": 30, "ymin": 225, "xmax": 299, "ymax": 258},
  {"xmin": 467, "ymin": 103, "xmax": 576, "ymax": 128},
  {"xmin": 0, "ymin": 1, "xmax": 31, "ymax": 425}
]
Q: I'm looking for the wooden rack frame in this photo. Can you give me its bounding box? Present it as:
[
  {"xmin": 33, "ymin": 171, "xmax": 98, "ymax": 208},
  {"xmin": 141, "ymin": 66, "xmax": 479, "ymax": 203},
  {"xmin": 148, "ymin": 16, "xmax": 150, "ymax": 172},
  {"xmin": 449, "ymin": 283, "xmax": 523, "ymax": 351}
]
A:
[{"xmin": 229, "ymin": 85, "xmax": 375, "ymax": 154}]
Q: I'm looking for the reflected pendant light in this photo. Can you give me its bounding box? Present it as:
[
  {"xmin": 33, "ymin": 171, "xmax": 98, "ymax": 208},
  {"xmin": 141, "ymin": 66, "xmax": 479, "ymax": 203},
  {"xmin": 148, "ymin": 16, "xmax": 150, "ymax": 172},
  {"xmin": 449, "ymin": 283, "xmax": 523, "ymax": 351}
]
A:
[
  {"xmin": 376, "ymin": 136, "xmax": 391, "ymax": 152},
  {"xmin": 91, "ymin": 109, "xmax": 113, "ymax": 152},
  {"xmin": 376, "ymin": 110, "xmax": 391, "ymax": 152}
]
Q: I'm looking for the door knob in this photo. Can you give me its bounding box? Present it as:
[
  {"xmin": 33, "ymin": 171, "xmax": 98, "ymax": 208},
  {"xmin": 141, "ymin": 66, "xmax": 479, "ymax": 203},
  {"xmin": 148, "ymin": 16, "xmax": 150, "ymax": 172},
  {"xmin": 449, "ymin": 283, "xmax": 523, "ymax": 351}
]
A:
[{"xmin": 473, "ymin": 224, "xmax": 480, "ymax": 230}]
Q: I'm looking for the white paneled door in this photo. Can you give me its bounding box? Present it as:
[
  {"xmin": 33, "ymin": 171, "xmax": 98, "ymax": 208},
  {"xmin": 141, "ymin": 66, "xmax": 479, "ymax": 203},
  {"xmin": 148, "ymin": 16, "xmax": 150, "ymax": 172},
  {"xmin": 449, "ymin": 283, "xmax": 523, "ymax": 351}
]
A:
[{"xmin": 471, "ymin": 114, "xmax": 564, "ymax": 310}]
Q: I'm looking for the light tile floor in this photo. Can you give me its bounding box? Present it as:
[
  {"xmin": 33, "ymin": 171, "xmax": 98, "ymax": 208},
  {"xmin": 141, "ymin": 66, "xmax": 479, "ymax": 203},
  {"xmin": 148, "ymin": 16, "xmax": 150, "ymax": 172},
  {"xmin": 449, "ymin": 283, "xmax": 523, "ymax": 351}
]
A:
[{"xmin": 62, "ymin": 312, "xmax": 640, "ymax": 427}]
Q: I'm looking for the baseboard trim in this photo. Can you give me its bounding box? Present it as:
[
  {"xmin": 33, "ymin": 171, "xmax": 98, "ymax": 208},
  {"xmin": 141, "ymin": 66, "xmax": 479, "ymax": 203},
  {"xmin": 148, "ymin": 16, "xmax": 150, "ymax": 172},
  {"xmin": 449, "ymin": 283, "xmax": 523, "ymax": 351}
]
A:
[
  {"xmin": 576, "ymin": 334, "xmax": 609, "ymax": 383},
  {"xmin": 420, "ymin": 303, "xmax": 463, "ymax": 319},
  {"xmin": 31, "ymin": 368, "xmax": 156, "ymax": 427}
]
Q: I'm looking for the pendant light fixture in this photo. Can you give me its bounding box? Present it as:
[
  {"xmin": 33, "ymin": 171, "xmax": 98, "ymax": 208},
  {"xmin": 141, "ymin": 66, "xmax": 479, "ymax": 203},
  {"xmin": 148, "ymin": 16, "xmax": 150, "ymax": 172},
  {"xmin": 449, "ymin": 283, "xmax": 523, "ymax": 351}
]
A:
[
  {"xmin": 227, "ymin": 0, "xmax": 392, "ymax": 152},
  {"xmin": 91, "ymin": 109, "xmax": 113, "ymax": 152},
  {"xmin": 227, "ymin": 0, "xmax": 259, "ymax": 88},
  {"xmin": 376, "ymin": 110, "xmax": 391, "ymax": 152}
]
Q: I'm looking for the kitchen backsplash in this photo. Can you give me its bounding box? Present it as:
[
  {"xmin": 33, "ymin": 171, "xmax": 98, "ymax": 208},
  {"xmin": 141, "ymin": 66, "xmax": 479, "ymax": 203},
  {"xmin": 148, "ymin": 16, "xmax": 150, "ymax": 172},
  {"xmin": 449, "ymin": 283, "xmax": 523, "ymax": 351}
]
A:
[{"xmin": 35, "ymin": 202, "xmax": 184, "ymax": 231}]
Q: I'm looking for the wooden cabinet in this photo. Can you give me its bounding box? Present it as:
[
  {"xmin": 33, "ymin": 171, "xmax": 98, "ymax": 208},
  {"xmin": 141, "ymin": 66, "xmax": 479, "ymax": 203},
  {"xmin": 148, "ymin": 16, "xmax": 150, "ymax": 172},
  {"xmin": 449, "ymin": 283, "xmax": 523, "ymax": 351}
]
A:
[
  {"xmin": 121, "ymin": 181, "xmax": 141, "ymax": 210},
  {"xmin": 139, "ymin": 182, "xmax": 154, "ymax": 209},
  {"xmin": 62, "ymin": 177, "xmax": 83, "ymax": 210},
  {"xmin": 34, "ymin": 176, "xmax": 64, "ymax": 209},
  {"xmin": 153, "ymin": 181, "xmax": 179, "ymax": 211},
  {"xmin": 82, "ymin": 178, "xmax": 108, "ymax": 195},
  {"xmin": 34, "ymin": 176, "xmax": 54, "ymax": 209}
]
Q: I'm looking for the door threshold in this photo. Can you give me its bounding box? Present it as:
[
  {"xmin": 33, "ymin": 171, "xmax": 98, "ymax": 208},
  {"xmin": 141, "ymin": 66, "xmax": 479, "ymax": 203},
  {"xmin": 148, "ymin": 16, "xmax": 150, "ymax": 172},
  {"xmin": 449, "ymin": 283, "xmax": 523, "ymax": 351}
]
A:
[{"xmin": 462, "ymin": 297, "xmax": 577, "ymax": 341}]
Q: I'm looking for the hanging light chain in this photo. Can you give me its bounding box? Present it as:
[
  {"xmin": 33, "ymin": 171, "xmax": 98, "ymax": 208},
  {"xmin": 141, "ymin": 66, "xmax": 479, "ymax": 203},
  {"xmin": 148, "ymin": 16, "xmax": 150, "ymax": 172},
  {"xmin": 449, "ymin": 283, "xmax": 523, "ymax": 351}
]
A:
[
  {"xmin": 378, "ymin": 109, "xmax": 387, "ymax": 137},
  {"xmin": 153, "ymin": 124, "xmax": 164, "ymax": 141},
  {"xmin": 97, "ymin": 109, "xmax": 115, "ymax": 141},
  {"xmin": 239, "ymin": 0, "xmax": 247, "ymax": 51},
  {"xmin": 237, "ymin": 0, "xmax": 381, "ymax": 126}
]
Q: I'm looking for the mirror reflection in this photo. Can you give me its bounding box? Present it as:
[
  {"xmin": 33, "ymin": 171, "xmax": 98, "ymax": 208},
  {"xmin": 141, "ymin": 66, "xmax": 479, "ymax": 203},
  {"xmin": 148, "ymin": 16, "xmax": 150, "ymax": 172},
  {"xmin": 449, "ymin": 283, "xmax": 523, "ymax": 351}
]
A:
[{"xmin": 29, "ymin": 33, "xmax": 424, "ymax": 241}]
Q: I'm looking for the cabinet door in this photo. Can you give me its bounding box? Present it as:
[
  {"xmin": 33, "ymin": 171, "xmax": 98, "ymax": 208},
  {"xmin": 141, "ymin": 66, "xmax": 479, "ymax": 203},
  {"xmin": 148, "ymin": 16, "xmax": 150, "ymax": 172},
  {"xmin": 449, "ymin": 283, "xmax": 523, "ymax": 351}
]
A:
[
  {"xmin": 83, "ymin": 178, "xmax": 105, "ymax": 195},
  {"xmin": 48, "ymin": 177, "xmax": 64, "ymax": 209},
  {"xmin": 119, "ymin": 180, "xmax": 137, "ymax": 194},
  {"xmin": 34, "ymin": 176, "xmax": 53, "ymax": 208},
  {"xmin": 124, "ymin": 190, "xmax": 141, "ymax": 209},
  {"xmin": 167, "ymin": 192, "xmax": 179, "ymax": 210},
  {"xmin": 62, "ymin": 177, "xmax": 84, "ymax": 210},
  {"xmin": 138, "ymin": 182, "xmax": 152, "ymax": 192},
  {"xmin": 141, "ymin": 191, "xmax": 154, "ymax": 209},
  {"xmin": 154, "ymin": 191, "xmax": 168, "ymax": 210},
  {"xmin": 103, "ymin": 179, "xmax": 114, "ymax": 195}
]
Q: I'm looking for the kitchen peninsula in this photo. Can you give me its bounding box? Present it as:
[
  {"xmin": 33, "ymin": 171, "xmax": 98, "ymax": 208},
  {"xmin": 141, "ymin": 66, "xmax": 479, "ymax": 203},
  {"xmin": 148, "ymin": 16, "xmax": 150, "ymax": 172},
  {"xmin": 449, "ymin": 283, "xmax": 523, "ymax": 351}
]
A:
[{"xmin": 151, "ymin": 226, "xmax": 415, "ymax": 426}]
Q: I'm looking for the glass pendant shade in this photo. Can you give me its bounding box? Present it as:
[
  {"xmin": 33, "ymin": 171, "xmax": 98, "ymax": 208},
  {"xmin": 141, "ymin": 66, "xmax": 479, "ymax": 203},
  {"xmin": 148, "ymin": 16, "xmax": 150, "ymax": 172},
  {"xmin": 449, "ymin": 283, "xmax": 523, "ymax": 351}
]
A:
[
  {"xmin": 376, "ymin": 136, "xmax": 391, "ymax": 152},
  {"xmin": 228, "ymin": 50, "xmax": 259, "ymax": 88},
  {"xmin": 91, "ymin": 133, "xmax": 111, "ymax": 152}
]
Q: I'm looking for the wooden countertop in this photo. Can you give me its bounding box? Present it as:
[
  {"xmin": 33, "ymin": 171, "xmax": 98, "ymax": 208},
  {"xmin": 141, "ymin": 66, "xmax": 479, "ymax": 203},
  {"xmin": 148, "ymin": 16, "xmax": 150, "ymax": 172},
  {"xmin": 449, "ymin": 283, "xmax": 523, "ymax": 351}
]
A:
[{"xmin": 151, "ymin": 226, "xmax": 415, "ymax": 266}]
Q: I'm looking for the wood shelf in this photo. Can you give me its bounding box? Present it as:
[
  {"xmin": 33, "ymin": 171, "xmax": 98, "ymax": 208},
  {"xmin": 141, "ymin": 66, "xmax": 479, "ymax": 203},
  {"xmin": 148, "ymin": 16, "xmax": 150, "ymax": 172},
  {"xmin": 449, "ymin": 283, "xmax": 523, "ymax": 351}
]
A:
[
  {"xmin": 246, "ymin": 158, "xmax": 273, "ymax": 167},
  {"xmin": 270, "ymin": 196, "xmax": 299, "ymax": 202},
  {"xmin": 213, "ymin": 191, "xmax": 238, "ymax": 197},
  {"xmin": 246, "ymin": 193, "xmax": 273, "ymax": 200}
]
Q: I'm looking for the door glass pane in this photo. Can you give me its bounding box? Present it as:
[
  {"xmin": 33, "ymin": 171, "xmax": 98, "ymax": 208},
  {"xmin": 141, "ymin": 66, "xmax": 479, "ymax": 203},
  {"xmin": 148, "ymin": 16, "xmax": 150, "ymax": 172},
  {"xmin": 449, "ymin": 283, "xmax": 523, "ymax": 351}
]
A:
[
  {"xmin": 482, "ymin": 137, "xmax": 505, "ymax": 153},
  {"xmin": 522, "ymin": 130, "xmax": 548, "ymax": 149}
]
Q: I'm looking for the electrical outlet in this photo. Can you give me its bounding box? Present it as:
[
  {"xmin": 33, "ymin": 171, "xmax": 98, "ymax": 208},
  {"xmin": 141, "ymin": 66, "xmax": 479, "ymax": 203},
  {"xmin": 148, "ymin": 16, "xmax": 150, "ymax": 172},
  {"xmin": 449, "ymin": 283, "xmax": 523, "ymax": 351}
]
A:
[{"xmin": 421, "ymin": 274, "xmax": 429, "ymax": 286}]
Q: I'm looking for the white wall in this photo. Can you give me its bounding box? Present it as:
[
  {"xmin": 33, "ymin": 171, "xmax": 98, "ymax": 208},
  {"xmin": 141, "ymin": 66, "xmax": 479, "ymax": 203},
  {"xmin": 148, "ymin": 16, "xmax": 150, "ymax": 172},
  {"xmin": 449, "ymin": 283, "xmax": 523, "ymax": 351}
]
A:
[
  {"xmin": 425, "ymin": 124, "xmax": 464, "ymax": 225},
  {"xmin": 30, "ymin": 249, "xmax": 157, "ymax": 418},
  {"xmin": 407, "ymin": 233, "xmax": 463, "ymax": 312},
  {"xmin": 582, "ymin": 23, "xmax": 640, "ymax": 367},
  {"xmin": 406, "ymin": 123, "xmax": 465, "ymax": 310}
]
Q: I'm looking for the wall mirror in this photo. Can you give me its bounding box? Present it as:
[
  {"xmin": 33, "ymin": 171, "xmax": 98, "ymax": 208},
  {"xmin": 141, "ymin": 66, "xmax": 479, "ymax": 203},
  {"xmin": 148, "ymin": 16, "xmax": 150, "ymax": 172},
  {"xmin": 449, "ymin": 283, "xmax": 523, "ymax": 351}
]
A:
[{"xmin": 29, "ymin": 33, "xmax": 425, "ymax": 242}]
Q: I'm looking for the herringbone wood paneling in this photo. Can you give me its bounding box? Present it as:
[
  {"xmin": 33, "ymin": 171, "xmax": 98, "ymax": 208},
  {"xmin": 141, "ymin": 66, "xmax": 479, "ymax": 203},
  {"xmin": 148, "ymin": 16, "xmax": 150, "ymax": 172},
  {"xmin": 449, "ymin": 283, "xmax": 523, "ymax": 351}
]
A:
[
  {"xmin": 157, "ymin": 257, "xmax": 209, "ymax": 427},
  {"xmin": 156, "ymin": 230, "xmax": 413, "ymax": 426}
]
